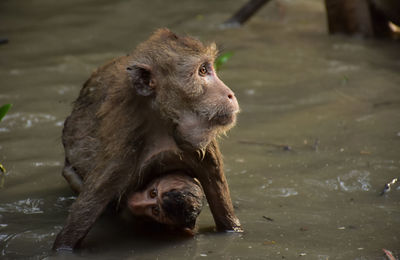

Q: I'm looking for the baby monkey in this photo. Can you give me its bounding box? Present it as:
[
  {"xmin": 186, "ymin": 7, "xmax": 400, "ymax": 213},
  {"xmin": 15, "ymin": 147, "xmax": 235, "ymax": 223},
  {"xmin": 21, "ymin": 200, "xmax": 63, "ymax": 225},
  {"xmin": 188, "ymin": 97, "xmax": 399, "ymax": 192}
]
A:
[
  {"xmin": 127, "ymin": 172, "xmax": 204, "ymax": 230},
  {"xmin": 64, "ymin": 167, "xmax": 204, "ymax": 231}
]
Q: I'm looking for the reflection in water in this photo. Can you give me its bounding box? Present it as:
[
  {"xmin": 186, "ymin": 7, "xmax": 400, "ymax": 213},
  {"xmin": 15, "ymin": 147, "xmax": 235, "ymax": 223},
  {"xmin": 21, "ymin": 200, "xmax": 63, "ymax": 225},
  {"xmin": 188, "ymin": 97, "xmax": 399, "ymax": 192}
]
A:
[{"xmin": 0, "ymin": 0, "xmax": 399, "ymax": 258}]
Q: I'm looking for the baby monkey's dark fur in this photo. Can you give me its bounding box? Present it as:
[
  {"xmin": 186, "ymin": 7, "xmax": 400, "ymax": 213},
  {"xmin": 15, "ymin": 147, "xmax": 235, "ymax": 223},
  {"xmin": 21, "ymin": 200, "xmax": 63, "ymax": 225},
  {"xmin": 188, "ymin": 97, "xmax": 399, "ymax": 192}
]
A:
[{"xmin": 54, "ymin": 28, "xmax": 242, "ymax": 251}]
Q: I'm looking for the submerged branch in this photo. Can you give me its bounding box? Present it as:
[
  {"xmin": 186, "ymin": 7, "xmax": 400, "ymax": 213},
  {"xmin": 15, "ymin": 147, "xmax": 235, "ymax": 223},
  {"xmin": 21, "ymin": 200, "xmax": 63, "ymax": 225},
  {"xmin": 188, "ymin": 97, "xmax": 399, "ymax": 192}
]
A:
[{"xmin": 222, "ymin": 0, "xmax": 271, "ymax": 27}]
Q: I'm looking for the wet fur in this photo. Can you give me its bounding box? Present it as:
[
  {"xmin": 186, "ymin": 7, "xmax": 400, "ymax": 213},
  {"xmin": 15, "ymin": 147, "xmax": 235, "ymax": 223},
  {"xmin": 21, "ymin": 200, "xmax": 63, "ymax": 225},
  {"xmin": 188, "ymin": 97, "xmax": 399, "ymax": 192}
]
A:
[{"xmin": 54, "ymin": 28, "xmax": 241, "ymax": 251}]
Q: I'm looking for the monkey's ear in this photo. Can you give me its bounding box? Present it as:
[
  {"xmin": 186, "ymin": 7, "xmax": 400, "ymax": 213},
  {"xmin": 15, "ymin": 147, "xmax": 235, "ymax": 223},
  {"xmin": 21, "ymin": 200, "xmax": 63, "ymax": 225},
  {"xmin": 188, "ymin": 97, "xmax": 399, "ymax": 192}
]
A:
[{"xmin": 126, "ymin": 64, "xmax": 155, "ymax": 96}]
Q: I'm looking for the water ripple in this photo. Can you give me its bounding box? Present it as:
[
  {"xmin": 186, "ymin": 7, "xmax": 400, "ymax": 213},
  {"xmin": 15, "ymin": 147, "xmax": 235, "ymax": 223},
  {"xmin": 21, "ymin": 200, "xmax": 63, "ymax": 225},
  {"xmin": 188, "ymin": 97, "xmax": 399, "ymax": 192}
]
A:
[
  {"xmin": 0, "ymin": 198, "xmax": 44, "ymax": 214},
  {"xmin": 307, "ymin": 170, "xmax": 371, "ymax": 192},
  {"xmin": 263, "ymin": 187, "xmax": 299, "ymax": 198},
  {"xmin": 1, "ymin": 112, "xmax": 57, "ymax": 130}
]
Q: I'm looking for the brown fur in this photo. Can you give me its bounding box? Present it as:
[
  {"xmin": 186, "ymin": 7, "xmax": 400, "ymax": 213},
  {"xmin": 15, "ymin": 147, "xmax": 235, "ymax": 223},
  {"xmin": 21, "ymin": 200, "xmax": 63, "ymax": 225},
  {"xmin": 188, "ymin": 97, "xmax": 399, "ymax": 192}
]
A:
[{"xmin": 54, "ymin": 28, "xmax": 242, "ymax": 251}]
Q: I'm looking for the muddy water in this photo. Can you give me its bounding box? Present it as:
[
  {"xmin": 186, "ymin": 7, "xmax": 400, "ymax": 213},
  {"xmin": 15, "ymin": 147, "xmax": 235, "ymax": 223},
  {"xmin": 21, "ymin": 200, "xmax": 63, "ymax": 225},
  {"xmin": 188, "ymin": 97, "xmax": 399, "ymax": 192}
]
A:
[{"xmin": 1, "ymin": 0, "xmax": 399, "ymax": 259}]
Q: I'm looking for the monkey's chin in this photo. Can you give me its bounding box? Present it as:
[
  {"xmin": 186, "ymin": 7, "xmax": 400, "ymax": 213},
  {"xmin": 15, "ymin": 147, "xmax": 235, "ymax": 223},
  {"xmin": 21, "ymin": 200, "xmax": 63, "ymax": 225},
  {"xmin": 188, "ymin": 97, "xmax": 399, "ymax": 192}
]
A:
[
  {"xmin": 211, "ymin": 112, "xmax": 237, "ymax": 128},
  {"xmin": 175, "ymin": 110, "xmax": 237, "ymax": 150}
]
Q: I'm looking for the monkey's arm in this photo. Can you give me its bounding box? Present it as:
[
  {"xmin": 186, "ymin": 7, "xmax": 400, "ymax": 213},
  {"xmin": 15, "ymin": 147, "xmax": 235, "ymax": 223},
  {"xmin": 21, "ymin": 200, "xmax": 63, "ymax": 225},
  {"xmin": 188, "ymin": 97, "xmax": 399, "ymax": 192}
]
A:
[{"xmin": 196, "ymin": 142, "xmax": 242, "ymax": 232}]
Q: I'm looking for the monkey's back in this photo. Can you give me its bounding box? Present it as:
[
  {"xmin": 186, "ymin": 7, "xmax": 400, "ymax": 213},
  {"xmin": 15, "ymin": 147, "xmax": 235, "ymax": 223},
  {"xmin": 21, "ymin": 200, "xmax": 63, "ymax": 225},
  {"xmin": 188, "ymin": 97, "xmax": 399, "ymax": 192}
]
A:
[{"xmin": 62, "ymin": 56, "xmax": 131, "ymax": 181}]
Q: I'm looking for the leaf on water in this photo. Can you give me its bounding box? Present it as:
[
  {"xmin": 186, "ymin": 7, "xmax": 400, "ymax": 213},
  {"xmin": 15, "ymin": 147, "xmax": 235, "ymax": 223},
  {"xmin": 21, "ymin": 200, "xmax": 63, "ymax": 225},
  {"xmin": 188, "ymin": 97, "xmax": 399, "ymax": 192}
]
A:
[
  {"xmin": 262, "ymin": 240, "xmax": 276, "ymax": 245},
  {"xmin": 382, "ymin": 248, "xmax": 397, "ymax": 260},
  {"xmin": 0, "ymin": 163, "xmax": 5, "ymax": 188},
  {"xmin": 215, "ymin": 52, "xmax": 234, "ymax": 72},
  {"xmin": 0, "ymin": 104, "xmax": 12, "ymax": 122}
]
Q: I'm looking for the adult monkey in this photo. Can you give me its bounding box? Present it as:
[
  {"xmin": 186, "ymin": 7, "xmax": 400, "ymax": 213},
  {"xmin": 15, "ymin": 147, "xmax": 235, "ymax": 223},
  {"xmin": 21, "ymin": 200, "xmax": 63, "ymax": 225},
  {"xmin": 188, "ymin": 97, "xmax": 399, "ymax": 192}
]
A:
[{"xmin": 54, "ymin": 28, "xmax": 242, "ymax": 251}]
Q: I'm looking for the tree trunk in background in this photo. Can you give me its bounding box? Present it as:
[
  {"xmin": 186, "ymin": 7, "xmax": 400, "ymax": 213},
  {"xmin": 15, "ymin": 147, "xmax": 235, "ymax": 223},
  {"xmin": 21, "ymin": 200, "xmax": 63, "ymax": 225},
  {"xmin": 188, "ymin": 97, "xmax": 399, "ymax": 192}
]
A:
[{"xmin": 324, "ymin": 0, "xmax": 392, "ymax": 37}]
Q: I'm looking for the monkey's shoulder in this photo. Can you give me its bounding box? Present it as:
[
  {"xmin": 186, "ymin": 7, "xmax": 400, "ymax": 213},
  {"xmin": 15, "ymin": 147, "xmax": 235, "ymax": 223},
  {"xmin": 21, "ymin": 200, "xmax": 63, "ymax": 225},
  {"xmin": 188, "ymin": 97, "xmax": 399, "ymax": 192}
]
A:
[{"xmin": 78, "ymin": 55, "xmax": 131, "ymax": 100}]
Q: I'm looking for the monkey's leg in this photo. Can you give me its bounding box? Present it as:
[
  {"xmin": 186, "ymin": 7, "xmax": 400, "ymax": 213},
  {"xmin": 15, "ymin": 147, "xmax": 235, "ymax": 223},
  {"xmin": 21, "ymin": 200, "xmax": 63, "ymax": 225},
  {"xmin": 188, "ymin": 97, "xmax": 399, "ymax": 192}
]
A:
[
  {"xmin": 196, "ymin": 144, "xmax": 242, "ymax": 232},
  {"xmin": 62, "ymin": 164, "xmax": 83, "ymax": 193},
  {"xmin": 53, "ymin": 169, "xmax": 121, "ymax": 251},
  {"xmin": 52, "ymin": 191, "xmax": 107, "ymax": 251}
]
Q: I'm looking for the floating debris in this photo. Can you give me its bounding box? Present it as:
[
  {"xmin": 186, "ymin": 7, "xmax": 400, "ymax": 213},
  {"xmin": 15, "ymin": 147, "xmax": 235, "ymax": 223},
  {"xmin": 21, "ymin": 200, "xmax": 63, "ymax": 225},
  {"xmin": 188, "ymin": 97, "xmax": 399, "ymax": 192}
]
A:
[
  {"xmin": 381, "ymin": 178, "xmax": 398, "ymax": 196},
  {"xmin": 238, "ymin": 140, "xmax": 293, "ymax": 151},
  {"xmin": 283, "ymin": 145, "xmax": 292, "ymax": 151},
  {"xmin": 337, "ymin": 225, "xmax": 356, "ymax": 230},
  {"xmin": 383, "ymin": 248, "xmax": 397, "ymax": 260},
  {"xmin": 262, "ymin": 216, "xmax": 274, "ymax": 221},
  {"xmin": 313, "ymin": 138, "xmax": 320, "ymax": 152}
]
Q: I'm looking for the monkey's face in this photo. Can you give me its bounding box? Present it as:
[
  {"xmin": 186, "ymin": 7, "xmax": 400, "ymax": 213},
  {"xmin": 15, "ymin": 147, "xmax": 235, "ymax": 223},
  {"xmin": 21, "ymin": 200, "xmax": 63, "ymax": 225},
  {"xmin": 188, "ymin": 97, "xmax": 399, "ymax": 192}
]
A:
[
  {"xmin": 169, "ymin": 59, "xmax": 239, "ymax": 148},
  {"xmin": 127, "ymin": 29, "xmax": 239, "ymax": 149},
  {"xmin": 127, "ymin": 173, "xmax": 203, "ymax": 229},
  {"xmin": 193, "ymin": 61, "xmax": 239, "ymax": 126}
]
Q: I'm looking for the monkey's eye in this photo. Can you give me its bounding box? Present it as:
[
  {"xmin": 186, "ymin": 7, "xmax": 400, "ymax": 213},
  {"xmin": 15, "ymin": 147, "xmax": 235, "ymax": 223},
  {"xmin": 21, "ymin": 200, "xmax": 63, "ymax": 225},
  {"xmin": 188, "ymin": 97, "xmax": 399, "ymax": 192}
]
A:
[
  {"xmin": 151, "ymin": 206, "xmax": 160, "ymax": 216},
  {"xmin": 149, "ymin": 188, "xmax": 157, "ymax": 198},
  {"xmin": 198, "ymin": 64, "xmax": 208, "ymax": 77}
]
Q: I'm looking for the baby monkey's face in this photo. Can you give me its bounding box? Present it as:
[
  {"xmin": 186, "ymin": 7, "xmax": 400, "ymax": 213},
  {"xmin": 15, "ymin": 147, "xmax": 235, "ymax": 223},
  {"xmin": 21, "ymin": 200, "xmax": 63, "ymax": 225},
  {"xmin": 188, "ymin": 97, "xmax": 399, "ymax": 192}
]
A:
[{"xmin": 127, "ymin": 173, "xmax": 203, "ymax": 229}]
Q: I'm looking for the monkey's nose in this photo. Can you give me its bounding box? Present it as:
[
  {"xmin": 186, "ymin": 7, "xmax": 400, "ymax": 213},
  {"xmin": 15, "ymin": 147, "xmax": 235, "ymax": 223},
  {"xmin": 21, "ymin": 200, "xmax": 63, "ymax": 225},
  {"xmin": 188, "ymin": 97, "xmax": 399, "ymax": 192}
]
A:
[
  {"xmin": 128, "ymin": 194, "xmax": 156, "ymax": 216},
  {"xmin": 130, "ymin": 200, "xmax": 154, "ymax": 210},
  {"xmin": 227, "ymin": 92, "xmax": 237, "ymax": 104},
  {"xmin": 227, "ymin": 92, "xmax": 239, "ymax": 112}
]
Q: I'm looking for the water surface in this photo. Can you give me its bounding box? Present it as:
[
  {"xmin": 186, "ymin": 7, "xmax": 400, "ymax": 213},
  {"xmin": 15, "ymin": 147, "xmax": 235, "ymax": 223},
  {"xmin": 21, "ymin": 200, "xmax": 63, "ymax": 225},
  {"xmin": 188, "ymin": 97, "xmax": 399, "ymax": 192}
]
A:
[{"xmin": 1, "ymin": 0, "xmax": 399, "ymax": 259}]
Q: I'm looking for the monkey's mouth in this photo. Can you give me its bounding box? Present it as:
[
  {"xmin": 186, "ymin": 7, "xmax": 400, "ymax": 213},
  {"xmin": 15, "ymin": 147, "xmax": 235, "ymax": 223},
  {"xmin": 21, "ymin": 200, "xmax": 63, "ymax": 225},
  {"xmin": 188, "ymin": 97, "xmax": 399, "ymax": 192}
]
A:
[{"xmin": 210, "ymin": 110, "xmax": 238, "ymax": 126}]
